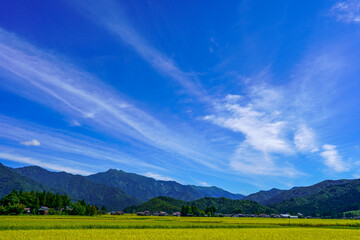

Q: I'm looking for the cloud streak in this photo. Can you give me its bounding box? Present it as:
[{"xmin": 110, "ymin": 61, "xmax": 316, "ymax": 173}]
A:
[
  {"xmin": 0, "ymin": 116, "xmax": 164, "ymax": 172},
  {"xmin": 72, "ymin": 0, "xmax": 210, "ymax": 103},
  {"xmin": 20, "ymin": 139, "xmax": 41, "ymax": 146},
  {"xmin": 144, "ymin": 172, "xmax": 174, "ymax": 181},
  {"xmin": 320, "ymin": 144, "xmax": 349, "ymax": 172},
  {"xmin": 0, "ymin": 28, "xmax": 221, "ymax": 171},
  {"xmin": 330, "ymin": 0, "xmax": 360, "ymax": 23},
  {"xmin": 0, "ymin": 152, "xmax": 91, "ymax": 175}
]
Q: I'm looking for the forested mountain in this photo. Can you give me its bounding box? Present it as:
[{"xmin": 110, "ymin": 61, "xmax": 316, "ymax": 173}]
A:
[
  {"xmin": 3, "ymin": 161, "xmax": 360, "ymax": 217},
  {"xmin": 270, "ymin": 179, "xmax": 360, "ymax": 218},
  {"xmin": 243, "ymin": 180, "xmax": 352, "ymax": 205},
  {"xmin": 13, "ymin": 166, "xmax": 140, "ymax": 210},
  {"xmin": 123, "ymin": 196, "xmax": 275, "ymax": 214},
  {"xmin": 243, "ymin": 188, "xmax": 284, "ymax": 204},
  {"xmin": 0, "ymin": 163, "xmax": 49, "ymax": 198},
  {"xmin": 123, "ymin": 196, "xmax": 186, "ymax": 213},
  {"xmin": 88, "ymin": 169, "xmax": 244, "ymax": 201}
]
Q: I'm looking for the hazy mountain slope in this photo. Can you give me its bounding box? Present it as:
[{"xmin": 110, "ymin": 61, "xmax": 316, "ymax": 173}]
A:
[
  {"xmin": 88, "ymin": 169, "xmax": 244, "ymax": 201},
  {"xmin": 190, "ymin": 185, "xmax": 244, "ymax": 200},
  {"xmin": 14, "ymin": 166, "xmax": 141, "ymax": 210},
  {"xmin": 242, "ymin": 188, "xmax": 284, "ymax": 204},
  {"xmin": 262, "ymin": 180, "xmax": 353, "ymax": 205},
  {"xmin": 271, "ymin": 179, "xmax": 360, "ymax": 217},
  {"xmin": 0, "ymin": 163, "xmax": 49, "ymax": 198},
  {"xmin": 243, "ymin": 180, "xmax": 352, "ymax": 205}
]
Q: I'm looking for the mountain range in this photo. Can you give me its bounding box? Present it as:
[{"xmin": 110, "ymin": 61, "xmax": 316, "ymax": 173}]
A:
[
  {"xmin": 0, "ymin": 162, "xmax": 243, "ymax": 210},
  {"xmin": 243, "ymin": 179, "xmax": 352, "ymax": 205},
  {"xmin": 1, "ymin": 161, "xmax": 360, "ymax": 216},
  {"xmin": 88, "ymin": 169, "xmax": 244, "ymax": 201}
]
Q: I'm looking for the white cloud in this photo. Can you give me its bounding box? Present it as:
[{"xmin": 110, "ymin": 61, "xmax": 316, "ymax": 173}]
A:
[
  {"xmin": 225, "ymin": 94, "xmax": 242, "ymax": 102},
  {"xmin": 229, "ymin": 142, "xmax": 302, "ymax": 177},
  {"xmin": 0, "ymin": 116, "xmax": 166, "ymax": 171},
  {"xmin": 0, "ymin": 28, "xmax": 221, "ymax": 171},
  {"xmin": 320, "ymin": 144, "xmax": 349, "ymax": 172},
  {"xmin": 203, "ymin": 85, "xmax": 307, "ymax": 177},
  {"xmin": 0, "ymin": 152, "xmax": 91, "ymax": 175},
  {"xmin": 144, "ymin": 172, "xmax": 174, "ymax": 181},
  {"xmin": 330, "ymin": 0, "xmax": 360, "ymax": 23},
  {"xmin": 199, "ymin": 181, "xmax": 209, "ymax": 186},
  {"xmin": 294, "ymin": 125, "xmax": 318, "ymax": 152},
  {"xmin": 209, "ymin": 88, "xmax": 293, "ymax": 155},
  {"xmin": 20, "ymin": 139, "xmax": 40, "ymax": 146}
]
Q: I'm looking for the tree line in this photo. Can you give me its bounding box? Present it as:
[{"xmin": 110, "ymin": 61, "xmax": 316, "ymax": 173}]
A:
[
  {"xmin": 181, "ymin": 205, "xmax": 217, "ymax": 217},
  {"xmin": 0, "ymin": 190, "xmax": 106, "ymax": 215}
]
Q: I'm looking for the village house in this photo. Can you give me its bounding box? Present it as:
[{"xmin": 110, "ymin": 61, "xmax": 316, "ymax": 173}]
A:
[
  {"xmin": 38, "ymin": 206, "xmax": 49, "ymax": 215},
  {"xmin": 153, "ymin": 211, "xmax": 168, "ymax": 216},
  {"xmin": 137, "ymin": 212, "xmax": 145, "ymax": 216},
  {"xmin": 172, "ymin": 212, "xmax": 181, "ymax": 217},
  {"xmin": 280, "ymin": 213, "xmax": 298, "ymax": 218},
  {"xmin": 24, "ymin": 208, "xmax": 31, "ymax": 214}
]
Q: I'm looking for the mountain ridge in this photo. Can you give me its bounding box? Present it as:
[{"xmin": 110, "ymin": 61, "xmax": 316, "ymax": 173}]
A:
[
  {"xmin": 87, "ymin": 168, "xmax": 244, "ymax": 201},
  {"xmin": 123, "ymin": 196, "xmax": 276, "ymax": 214},
  {"xmin": 243, "ymin": 179, "xmax": 353, "ymax": 205},
  {"xmin": 13, "ymin": 165, "xmax": 141, "ymax": 210}
]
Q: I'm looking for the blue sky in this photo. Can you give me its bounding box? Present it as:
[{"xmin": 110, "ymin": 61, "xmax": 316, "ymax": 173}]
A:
[{"xmin": 1, "ymin": 0, "xmax": 360, "ymax": 195}]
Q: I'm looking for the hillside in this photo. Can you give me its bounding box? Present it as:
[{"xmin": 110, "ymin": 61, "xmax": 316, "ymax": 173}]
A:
[
  {"xmin": 244, "ymin": 180, "xmax": 352, "ymax": 205},
  {"xmin": 123, "ymin": 196, "xmax": 186, "ymax": 213},
  {"xmin": 14, "ymin": 166, "xmax": 141, "ymax": 210},
  {"xmin": 123, "ymin": 196, "xmax": 275, "ymax": 214},
  {"xmin": 270, "ymin": 179, "xmax": 360, "ymax": 218},
  {"xmin": 88, "ymin": 169, "xmax": 244, "ymax": 201},
  {"xmin": 243, "ymin": 188, "xmax": 284, "ymax": 204},
  {"xmin": 0, "ymin": 163, "xmax": 50, "ymax": 198}
]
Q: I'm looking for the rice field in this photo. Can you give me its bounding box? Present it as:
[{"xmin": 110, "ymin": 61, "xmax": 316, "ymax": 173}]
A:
[{"xmin": 0, "ymin": 215, "xmax": 359, "ymax": 239}]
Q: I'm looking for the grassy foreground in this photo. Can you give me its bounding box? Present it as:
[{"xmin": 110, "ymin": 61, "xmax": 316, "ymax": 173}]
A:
[{"xmin": 0, "ymin": 215, "xmax": 359, "ymax": 239}]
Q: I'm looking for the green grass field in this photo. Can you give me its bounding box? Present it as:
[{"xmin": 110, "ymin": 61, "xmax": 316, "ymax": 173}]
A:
[{"xmin": 0, "ymin": 215, "xmax": 359, "ymax": 239}]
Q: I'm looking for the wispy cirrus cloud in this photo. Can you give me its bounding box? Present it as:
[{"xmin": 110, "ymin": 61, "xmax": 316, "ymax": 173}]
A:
[
  {"xmin": 69, "ymin": 0, "xmax": 307, "ymax": 178},
  {"xmin": 70, "ymin": 0, "xmax": 360, "ymax": 179},
  {"xmin": 0, "ymin": 28, "xmax": 221, "ymax": 171},
  {"xmin": 144, "ymin": 172, "xmax": 174, "ymax": 181},
  {"xmin": 320, "ymin": 144, "xmax": 349, "ymax": 172},
  {"xmin": 294, "ymin": 126, "xmax": 318, "ymax": 153},
  {"xmin": 0, "ymin": 115, "xmax": 164, "ymax": 172},
  {"xmin": 204, "ymin": 86, "xmax": 303, "ymax": 177},
  {"xmin": 71, "ymin": 0, "xmax": 210, "ymax": 103},
  {"xmin": 330, "ymin": 0, "xmax": 360, "ymax": 23},
  {"xmin": 0, "ymin": 152, "xmax": 91, "ymax": 175},
  {"xmin": 20, "ymin": 139, "xmax": 41, "ymax": 146}
]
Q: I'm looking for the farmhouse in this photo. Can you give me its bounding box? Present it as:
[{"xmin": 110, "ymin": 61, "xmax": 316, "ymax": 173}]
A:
[
  {"xmin": 172, "ymin": 212, "xmax": 181, "ymax": 217},
  {"xmin": 24, "ymin": 208, "xmax": 31, "ymax": 214},
  {"xmin": 280, "ymin": 213, "xmax": 298, "ymax": 218},
  {"xmin": 38, "ymin": 206, "xmax": 49, "ymax": 215}
]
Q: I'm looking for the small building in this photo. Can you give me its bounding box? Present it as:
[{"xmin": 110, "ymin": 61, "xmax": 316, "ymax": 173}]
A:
[
  {"xmin": 137, "ymin": 212, "xmax": 145, "ymax": 216},
  {"xmin": 172, "ymin": 212, "xmax": 181, "ymax": 217},
  {"xmin": 153, "ymin": 211, "xmax": 168, "ymax": 216},
  {"xmin": 159, "ymin": 211, "xmax": 168, "ymax": 216},
  {"xmin": 38, "ymin": 206, "xmax": 49, "ymax": 215},
  {"xmin": 280, "ymin": 213, "xmax": 298, "ymax": 218},
  {"xmin": 24, "ymin": 208, "xmax": 31, "ymax": 214}
]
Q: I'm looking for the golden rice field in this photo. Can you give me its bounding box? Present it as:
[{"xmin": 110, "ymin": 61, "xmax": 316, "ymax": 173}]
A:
[{"xmin": 0, "ymin": 215, "xmax": 359, "ymax": 239}]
